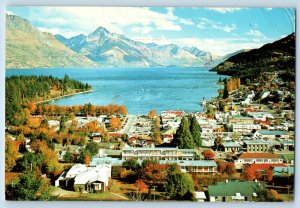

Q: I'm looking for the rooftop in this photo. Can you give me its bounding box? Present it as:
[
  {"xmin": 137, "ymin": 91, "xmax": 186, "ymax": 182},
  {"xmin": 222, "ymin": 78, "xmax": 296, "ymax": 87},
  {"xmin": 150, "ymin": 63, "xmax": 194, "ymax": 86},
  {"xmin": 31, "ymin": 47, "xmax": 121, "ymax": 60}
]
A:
[
  {"xmin": 208, "ymin": 181, "xmax": 260, "ymax": 197},
  {"xmin": 239, "ymin": 153, "xmax": 279, "ymax": 159},
  {"xmin": 257, "ymin": 130, "xmax": 288, "ymax": 136}
]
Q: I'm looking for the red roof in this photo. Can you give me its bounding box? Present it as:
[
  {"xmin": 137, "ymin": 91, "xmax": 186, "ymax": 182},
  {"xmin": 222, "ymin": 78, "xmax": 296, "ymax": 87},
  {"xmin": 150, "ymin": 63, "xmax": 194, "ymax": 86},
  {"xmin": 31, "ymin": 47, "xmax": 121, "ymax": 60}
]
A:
[
  {"xmin": 245, "ymin": 108, "xmax": 257, "ymax": 113},
  {"xmin": 246, "ymin": 163, "xmax": 287, "ymax": 172},
  {"xmin": 129, "ymin": 137, "xmax": 137, "ymax": 141},
  {"xmin": 109, "ymin": 133, "xmax": 122, "ymax": 137},
  {"xmin": 92, "ymin": 137, "xmax": 101, "ymax": 141},
  {"xmin": 239, "ymin": 153, "xmax": 279, "ymax": 159}
]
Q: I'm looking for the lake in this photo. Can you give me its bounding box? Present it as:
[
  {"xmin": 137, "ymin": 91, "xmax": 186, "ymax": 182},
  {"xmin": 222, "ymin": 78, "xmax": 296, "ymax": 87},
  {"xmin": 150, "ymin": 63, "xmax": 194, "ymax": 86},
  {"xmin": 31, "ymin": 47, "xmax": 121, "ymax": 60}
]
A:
[{"xmin": 6, "ymin": 67, "xmax": 227, "ymax": 115}]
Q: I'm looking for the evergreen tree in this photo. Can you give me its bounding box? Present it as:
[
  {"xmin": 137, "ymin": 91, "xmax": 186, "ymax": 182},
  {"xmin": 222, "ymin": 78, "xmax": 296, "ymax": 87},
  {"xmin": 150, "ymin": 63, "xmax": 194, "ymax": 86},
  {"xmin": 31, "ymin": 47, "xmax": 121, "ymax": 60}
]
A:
[
  {"xmin": 164, "ymin": 172, "xmax": 195, "ymax": 200},
  {"xmin": 172, "ymin": 117, "xmax": 195, "ymax": 149},
  {"xmin": 63, "ymin": 147, "xmax": 74, "ymax": 163},
  {"xmin": 223, "ymin": 78, "xmax": 229, "ymax": 99},
  {"xmin": 189, "ymin": 116, "xmax": 202, "ymax": 147}
]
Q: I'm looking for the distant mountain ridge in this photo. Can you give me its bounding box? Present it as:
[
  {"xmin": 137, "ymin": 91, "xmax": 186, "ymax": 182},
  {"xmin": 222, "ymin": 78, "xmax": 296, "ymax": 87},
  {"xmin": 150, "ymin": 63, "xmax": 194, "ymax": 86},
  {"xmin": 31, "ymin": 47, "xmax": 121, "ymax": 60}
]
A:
[
  {"xmin": 55, "ymin": 26, "xmax": 232, "ymax": 67},
  {"xmin": 6, "ymin": 14, "xmax": 97, "ymax": 69},
  {"xmin": 210, "ymin": 33, "xmax": 295, "ymax": 77}
]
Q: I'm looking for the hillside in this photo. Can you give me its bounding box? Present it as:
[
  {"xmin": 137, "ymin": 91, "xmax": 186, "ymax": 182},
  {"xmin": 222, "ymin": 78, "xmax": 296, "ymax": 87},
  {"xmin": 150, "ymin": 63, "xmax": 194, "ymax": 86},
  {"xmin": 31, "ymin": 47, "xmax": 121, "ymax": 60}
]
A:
[
  {"xmin": 210, "ymin": 33, "xmax": 295, "ymax": 78},
  {"xmin": 6, "ymin": 14, "xmax": 97, "ymax": 69}
]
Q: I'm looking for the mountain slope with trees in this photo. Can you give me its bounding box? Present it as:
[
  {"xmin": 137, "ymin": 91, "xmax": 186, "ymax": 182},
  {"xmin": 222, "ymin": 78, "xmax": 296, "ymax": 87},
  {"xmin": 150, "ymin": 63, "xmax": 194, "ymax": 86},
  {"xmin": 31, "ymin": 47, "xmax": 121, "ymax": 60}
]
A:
[{"xmin": 210, "ymin": 33, "xmax": 295, "ymax": 78}]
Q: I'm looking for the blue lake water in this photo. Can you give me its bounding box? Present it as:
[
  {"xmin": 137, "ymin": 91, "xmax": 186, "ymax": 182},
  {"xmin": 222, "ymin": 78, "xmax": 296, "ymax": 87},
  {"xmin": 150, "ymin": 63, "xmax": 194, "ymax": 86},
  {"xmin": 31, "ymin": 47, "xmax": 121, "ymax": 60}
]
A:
[{"xmin": 6, "ymin": 67, "xmax": 227, "ymax": 115}]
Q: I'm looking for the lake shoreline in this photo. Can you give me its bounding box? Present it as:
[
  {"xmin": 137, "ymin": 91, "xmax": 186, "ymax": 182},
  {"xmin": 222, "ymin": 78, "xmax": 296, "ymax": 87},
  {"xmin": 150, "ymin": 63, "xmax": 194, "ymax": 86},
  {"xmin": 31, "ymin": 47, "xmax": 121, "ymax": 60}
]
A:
[{"xmin": 36, "ymin": 90, "xmax": 93, "ymax": 104}]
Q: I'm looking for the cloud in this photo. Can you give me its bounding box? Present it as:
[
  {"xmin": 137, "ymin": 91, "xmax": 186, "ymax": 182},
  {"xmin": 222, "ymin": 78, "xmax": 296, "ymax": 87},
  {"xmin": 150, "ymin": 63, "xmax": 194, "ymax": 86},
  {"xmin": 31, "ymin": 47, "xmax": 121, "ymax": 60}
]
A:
[
  {"xmin": 206, "ymin": 8, "xmax": 242, "ymax": 13},
  {"xmin": 198, "ymin": 18, "xmax": 236, "ymax": 33},
  {"xmin": 25, "ymin": 7, "xmax": 184, "ymax": 37},
  {"xmin": 246, "ymin": 29, "xmax": 264, "ymax": 37},
  {"xmin": 266, "ymin": 8, "xmax": 273, "ymax": 11},
  {"xmin": 6, "ymin": 10, "xmax": 15, "ymax": 15},
  {"xmin": 131, "ymin": 26, "xmax": 153, "ymax": 34}
]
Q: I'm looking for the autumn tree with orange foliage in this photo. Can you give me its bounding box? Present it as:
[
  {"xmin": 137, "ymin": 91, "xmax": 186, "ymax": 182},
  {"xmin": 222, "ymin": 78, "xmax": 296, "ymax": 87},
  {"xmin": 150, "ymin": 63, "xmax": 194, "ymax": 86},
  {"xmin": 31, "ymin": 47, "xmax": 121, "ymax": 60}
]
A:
[
  {"xmin": 109, "ymin": 116, "xmax": 122, "ymax": 130},
  {"xmin": 148, "ymin": 110, "xmax": 156, "ymax": 119},
  {"xmin": 203, "ymin": 149, "xmax": 215, "ymax": 160},
  {"xmin": 135, "ymin": 180, "xmax": 148, "ymax": 193},
  {"xmin": 242, "ymin": 166, "xmax": 255, "ymax": 181}
]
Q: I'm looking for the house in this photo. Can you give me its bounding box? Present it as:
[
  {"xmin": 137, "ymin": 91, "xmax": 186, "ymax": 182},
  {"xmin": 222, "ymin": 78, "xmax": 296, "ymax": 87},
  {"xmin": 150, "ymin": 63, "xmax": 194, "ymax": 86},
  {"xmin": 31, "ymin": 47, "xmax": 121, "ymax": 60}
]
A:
[
  {"xmin": 195, "ymin": 191, "xmax": 207, "ymax": 202},
  {"xmin": 208, "ymin": 180, "xmax": 261, "ymax": 202},
  {"xmin": 254, "ymin": 130, "xmax": 289, "ymax": 140},
  {"xmin": 279, "ymin": 139, "xmax": 294, "ymax": 151},
  {"xmin": 243, "ymin": 140, "xmax": 270, "ymax": 153},
  {"xmin": 235, "ymin": 153, "xmax": 283, "ymax": 166},
  {"xmin": 55, "ymin": 164, "xmax": 111, "ymax": 193},
  {"xmin": 90, "ymin": 132, "xmax": 102, "ymax": 143},
  {"xmin": 273, "ymin": 166, "xmax": 294, "ymax": 177},
  {"xmin": 229, "ymin": 116, "xmax": 254, "ymax": 125},
  {"xmin": 243, "ymin": 163, "xmax": 287, "ymax": 176},
  {"xmin": 161, "ymin": 110, "xmax": 185, "ymax": 118},
  {"xmin": 222, "ymin": 141, "xmax": 242, "ymax": 153},
  {"xmin": 162, "ymin": 134, "xmax": 173, "ymax": 143},
  {"xmin": 73, "ymin": 164, "xmax": 111, "ymax": 193}
]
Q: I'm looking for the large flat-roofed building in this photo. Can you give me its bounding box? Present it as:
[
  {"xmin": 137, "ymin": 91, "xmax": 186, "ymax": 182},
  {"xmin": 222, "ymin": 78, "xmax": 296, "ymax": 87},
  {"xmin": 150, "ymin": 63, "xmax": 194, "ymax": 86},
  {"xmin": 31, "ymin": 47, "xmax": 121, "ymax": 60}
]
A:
[
  {"xmin": 244, "ymin": 139, "xmax": 270, "ymax": 152},
  {"xmin": 235, "ymin": 153, "xmax": 283, "ymax": 166},
  {"xmin": 122, "ymin": 147, "xmax": 196, "ymax": 160},
  {"xmin": 254, "ymin": 130, "xmax": 289, "ymax": 139}
]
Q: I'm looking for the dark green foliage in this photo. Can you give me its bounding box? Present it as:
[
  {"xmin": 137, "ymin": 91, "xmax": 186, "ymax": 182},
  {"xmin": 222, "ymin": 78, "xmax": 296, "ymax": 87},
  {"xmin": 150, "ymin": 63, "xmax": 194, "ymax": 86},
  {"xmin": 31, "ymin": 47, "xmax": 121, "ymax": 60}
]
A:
[
  {"xmin": 211, "ymin": 33, "xmax": 295, "ymax": 79},
  {"xmin": 77, "ymin": 141, "xmax": 99, "ymax": 163},
  {"xmin": 164, "ymin": 172, "xmax": 195, "ymax": 201},
  {"xmin": 189, "ymin": 116, "xmax": 202, "ymax": 147},
  {"xmin": 6, "ymin": 171, "xmax": 42, "ymax": 200},
  {"xmin": 15, "ymin": 152, "xmax": 43, "ymax": 172},
  {"xmin": 223, "ymin": 79, "xmax": 229, "ymax": 99},
  {"xmin": 63, "ymin": 147, "xmax": 74, "ymax": 163},
  {"xmin": 123, "ymin": 158, "xmax": 140, "ymax": 171},
  {"xmin": 141, "ymin": 159, "xmax": 158, "ymax": 168},
  {"xmin": 172, "ymin": 117, "xmax": 195, "ymax": 149}
]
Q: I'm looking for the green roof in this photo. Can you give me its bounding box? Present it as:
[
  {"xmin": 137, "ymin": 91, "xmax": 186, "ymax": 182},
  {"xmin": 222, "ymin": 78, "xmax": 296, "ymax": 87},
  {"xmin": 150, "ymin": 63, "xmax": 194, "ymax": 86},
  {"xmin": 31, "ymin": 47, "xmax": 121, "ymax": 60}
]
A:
[
  {"xmin": 208, "ymin": 181, "xmax": 260, "ymax": 197},
  {"xmin": 258, "ymin": 130, "xmax": 288, "ymax": 136},
  {"xmin": 281, "ymin": 154, "xmax": 295, "ymax": 160}
]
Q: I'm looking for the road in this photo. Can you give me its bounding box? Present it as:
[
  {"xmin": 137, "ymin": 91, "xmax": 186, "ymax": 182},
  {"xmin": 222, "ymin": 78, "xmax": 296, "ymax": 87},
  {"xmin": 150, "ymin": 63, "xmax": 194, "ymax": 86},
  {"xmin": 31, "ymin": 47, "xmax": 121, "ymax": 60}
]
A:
[{"xmin": 121, "ymin": 115, "xmax": 137, "ymax": 136}]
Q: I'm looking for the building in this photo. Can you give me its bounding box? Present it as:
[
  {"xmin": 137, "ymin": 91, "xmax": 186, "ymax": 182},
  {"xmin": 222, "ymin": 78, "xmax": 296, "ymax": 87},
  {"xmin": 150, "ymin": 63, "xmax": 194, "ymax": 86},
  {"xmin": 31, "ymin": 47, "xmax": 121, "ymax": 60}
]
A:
[
  {"xmin": 273, "ymin": 166, "xmax": 294, "ymax": 177},
  {"xmin": 254, "ymin": 130, "xmax": 289, "ymax": 140},
  {"xmin": 161, "ymin": 110, "xmax": 185, "ymax": 118},
  {"xmin": 222, "ymin": 141, "xmax": 242, "ymax": 153},
  {"xmin": 279, "ymin": 140, "xmax": 294, "ymax": 151},
  {"xmin": 244, "ymin": 140, "xmax": 270, "ymax": 152},
  {"xmin": 208, "ymin": 181, "xmax": 261, "ymax": 202},
  {"xmin": 195, "ymin": 191, "xmax": 207, "ymax": 202},
  {"xmin": 235, "ymin": 153, "xmax": 283, "ymax": 166},
  {"xmin": 232, "ymin": 124, "xmax": 261, "ymax": 133},
  {"xmin": 160, "ymin": 160, "xmax": 218, "ymax": 175},
  {"xmin": 55, "ymin": 164, "xmax": 111, "ymax": 193},
  {"xmin": 229, "ymin": 116, "xmax": 254, "ymax": 125},
  {"xmin": 122, "ymin": 147, "xmax": 196, "ymax": 160}
]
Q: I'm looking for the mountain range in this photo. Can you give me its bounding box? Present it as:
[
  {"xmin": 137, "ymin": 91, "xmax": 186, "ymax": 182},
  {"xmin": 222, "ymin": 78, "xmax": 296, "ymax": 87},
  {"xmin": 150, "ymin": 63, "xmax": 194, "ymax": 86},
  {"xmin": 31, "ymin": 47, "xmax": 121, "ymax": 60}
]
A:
[
  {"xmin": 6, "ymin": 13, "xmax": 252, "ymax": 69},
  {"xmin": 210, "ymin": 33, "xmax": 295, "ymax": 77}
]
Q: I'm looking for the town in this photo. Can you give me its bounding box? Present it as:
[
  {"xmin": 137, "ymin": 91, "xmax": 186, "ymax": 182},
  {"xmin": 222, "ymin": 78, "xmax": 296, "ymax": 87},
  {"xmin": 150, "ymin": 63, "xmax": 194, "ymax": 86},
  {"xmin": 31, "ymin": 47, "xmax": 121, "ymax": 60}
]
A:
[{"xmin": 5, "ymin": 70, "xmax": 294, "ymax": 202}]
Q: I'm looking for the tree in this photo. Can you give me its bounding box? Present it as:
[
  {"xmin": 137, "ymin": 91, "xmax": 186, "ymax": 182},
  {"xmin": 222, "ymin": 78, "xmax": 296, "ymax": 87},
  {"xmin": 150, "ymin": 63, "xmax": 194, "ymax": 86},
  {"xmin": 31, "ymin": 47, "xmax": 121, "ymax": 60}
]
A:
[
  {"xmin": 141, "ymin": 159, "xmax": 158, "ymax": 168},
  {"xmin": 243, "ymin": 166, "xmax": 255, "ymax": 181},
  {"xmin": 266, "ymin": 168, "xmax": 274, "ymax": 182},
  {"xmin": 63, "ymin": 147, "xmax": 74, "ymax": 163},
  {"xmin": 148, "ymin": 110, "xmax": 157, "ymax": 119},
  {"xmin": 214, "ymin": 136, "xmax": 224, "ymax": 151},
  {"xmin": 164, "ymin": 172, "xmax": 195, "ymax": 201},
  {"xmin": 189, "ymin": 116, "xmax": 202, "ymax": 147},
  {"xmin": 6, "ymin": 171, "xmax": 42, "ymax": 200},
  {"xmin": 223, "ymin": 79, "xmax": 229, "ymax": 99},
  {"xmin": 5, "ymin": 138, "xmax": 19, "ymax": 171},
  {"xmin": 152, "ymin": 117, "xmax": 162, "ymax": 144},
  {"xmin": 203, "ymin": 149, "xmax": 215, "ymax": 160},
  {"xmin": 16, "ymin": 152, "xmax": 43, "ymax": 172},
  {"xmin": 123, "ymin": 158, "xmax": 140, "ymax": 171},
  {"xmin": 172, "ymin": 117, "xmax": 195, "ymax": 149},
  {"xmin": 142, "ymin": 164, "xmax": 168, "ymax": 188},
  {"xmin": 109, "ymin": 116, "xmax": 122, "ymax": 130},
  {"xmin": 135, "ymin": 180, "xmax": 148, "ymax": 193}
]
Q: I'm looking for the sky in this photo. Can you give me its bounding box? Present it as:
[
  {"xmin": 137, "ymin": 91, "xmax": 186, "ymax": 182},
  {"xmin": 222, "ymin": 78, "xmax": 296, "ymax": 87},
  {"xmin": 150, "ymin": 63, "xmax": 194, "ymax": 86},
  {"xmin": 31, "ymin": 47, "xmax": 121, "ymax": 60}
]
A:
[{"xmin": 6, "ymin": 7, "xmax": 296, "ymax": 56}]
